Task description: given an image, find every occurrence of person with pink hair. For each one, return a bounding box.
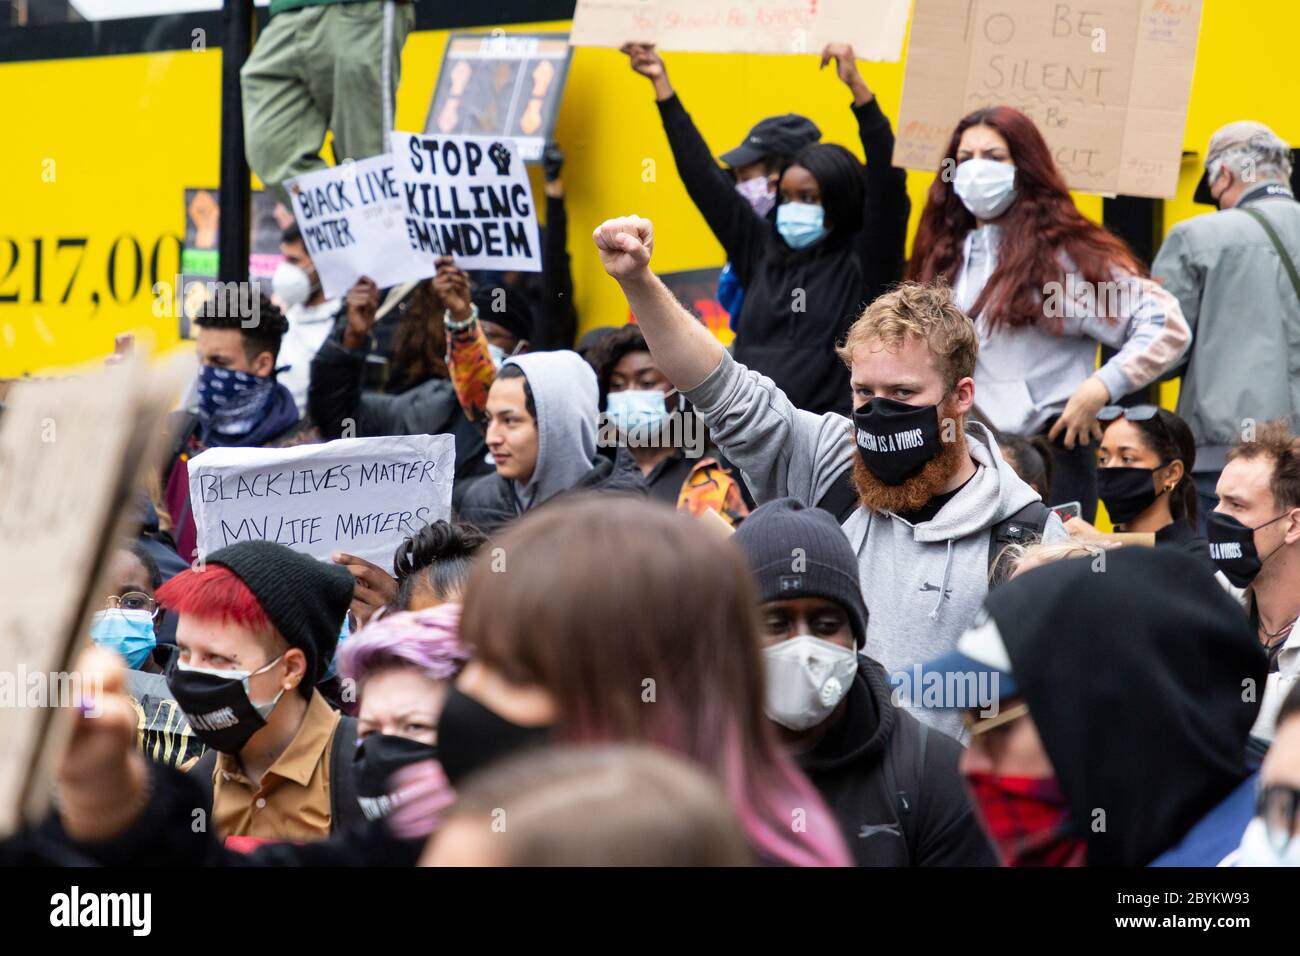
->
[337,604,469,827]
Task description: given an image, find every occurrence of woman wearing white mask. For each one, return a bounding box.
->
[909,107,1191,523]
[733,497,996,866]
[588,323,750,527]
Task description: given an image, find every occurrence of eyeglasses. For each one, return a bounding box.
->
[1256,783,1300,852]
[104,591,159,618]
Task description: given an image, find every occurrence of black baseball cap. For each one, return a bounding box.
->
[719,114,821,170]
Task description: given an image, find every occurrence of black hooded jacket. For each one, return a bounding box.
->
[458,445,649,535]
[656,94,909,416]
[989,548,1266,866]
[796,656,996,866]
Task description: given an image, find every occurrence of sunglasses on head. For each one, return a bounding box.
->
[1097,404,1160,423]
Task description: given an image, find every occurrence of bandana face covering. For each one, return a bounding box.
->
[964,772,1087,867]
[197,365,277,441]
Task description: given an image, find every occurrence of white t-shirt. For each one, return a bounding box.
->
[278,298,342,417]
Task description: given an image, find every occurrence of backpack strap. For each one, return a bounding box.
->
[328,714,366,834]
[882,712,930,863]
[814,467,860,525]
[987,499,1051,586]
[191,746,217,822]
[1243,207,1300,306]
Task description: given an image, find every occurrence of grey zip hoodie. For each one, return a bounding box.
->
[684,351,1067,738]
[501,351,598,509]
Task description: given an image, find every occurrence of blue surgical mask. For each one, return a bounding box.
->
[776,201,827,249]
[606,389,669,433]
[90,608,157,670]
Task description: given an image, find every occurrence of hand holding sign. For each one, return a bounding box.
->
[433,258,472,322]
[342,276,381,350]
[332,551,399,626]
[820,43,873,104]
[594,216,654,283]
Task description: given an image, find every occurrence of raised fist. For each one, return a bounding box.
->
[488,141,512,176]
[593,216,654,282]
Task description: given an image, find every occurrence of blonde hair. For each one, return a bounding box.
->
[999,539,1104,581]
[836,281,979,392]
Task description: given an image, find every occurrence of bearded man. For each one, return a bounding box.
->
[592,215,1068,738]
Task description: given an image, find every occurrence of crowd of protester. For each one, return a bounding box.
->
[7,26,1300,870]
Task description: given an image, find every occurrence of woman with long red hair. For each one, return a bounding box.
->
[909,106,1191,522]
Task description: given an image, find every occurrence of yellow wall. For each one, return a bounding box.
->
[2,4,1298,376]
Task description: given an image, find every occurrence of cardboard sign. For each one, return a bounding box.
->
[188,434,456,568]
[570,0,912,62]
[425,32,574,163]
[390,132,542,273]
[894,0,1203,198]
[284,155,435,300]
[0,350,195,837]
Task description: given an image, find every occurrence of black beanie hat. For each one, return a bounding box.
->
[203,540,354,693]
[473,286,534,343]
[733,498,868,647]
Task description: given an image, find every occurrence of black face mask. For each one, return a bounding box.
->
[353,734,438,821]
[852,398,943,486]
[166,654,287,754]
[1096,466,1160,526]
[1207,511,1289,588]
[436,685,550,786]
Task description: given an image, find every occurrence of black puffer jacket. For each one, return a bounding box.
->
[796,656,997,867]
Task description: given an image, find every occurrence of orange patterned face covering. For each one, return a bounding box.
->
[964,772,1087,867]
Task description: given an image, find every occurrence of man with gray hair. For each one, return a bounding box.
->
[1153,121,1300,529]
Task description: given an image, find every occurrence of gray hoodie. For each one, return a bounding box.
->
[501,351,599,509]
[684,351,1067,738]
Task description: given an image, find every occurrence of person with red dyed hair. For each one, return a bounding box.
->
[154,540,361,846]
[908,106,1191,523]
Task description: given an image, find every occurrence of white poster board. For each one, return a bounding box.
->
[284,154,435,300]
[188,434,456,568]
[569,0,912,62]
[390,132,543,272]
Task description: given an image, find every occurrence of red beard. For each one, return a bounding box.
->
[850,400,969,515]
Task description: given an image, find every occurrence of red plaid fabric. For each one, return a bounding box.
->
[965,773,1087,867]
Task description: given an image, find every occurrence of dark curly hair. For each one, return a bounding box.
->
[393,519,489,608]
[194,291,289,363]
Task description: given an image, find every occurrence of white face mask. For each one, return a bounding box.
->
[1233,816,1300,867]
[953,158,1018,221]
[271,261,314,309]
[487,343,508,369]
[762,634,857,731]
